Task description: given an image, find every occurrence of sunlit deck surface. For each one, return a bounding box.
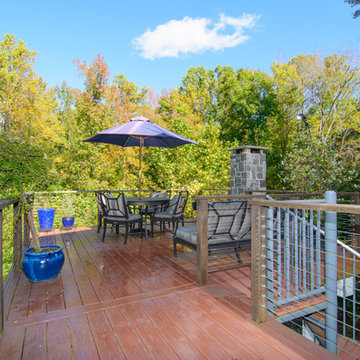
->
[0,226,338,359]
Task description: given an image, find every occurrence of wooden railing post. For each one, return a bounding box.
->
[13,201,22,271]
[196,198,208,286]
[251,203,268,322]
[23,196,32,248]
[0,209,4,336]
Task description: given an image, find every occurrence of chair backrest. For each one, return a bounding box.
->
[100,191,129,218]
[208,200,251,242]
[165,195,179,214]
[150,191,169,200]
[95,191,104,214]
[174,191,188,216]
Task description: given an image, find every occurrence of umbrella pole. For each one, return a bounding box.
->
[139,138,143,196]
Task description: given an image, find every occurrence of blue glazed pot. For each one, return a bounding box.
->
[37,208,55,231]
[62,217,75,228]
[22,245,64,282]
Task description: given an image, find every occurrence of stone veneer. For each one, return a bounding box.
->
[228,145,269,195]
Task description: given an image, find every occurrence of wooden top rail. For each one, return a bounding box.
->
[249,199,360,215]
[193,194,265,201]
[0,193,33,211]
[0,199,18,211]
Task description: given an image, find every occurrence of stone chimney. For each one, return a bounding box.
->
[228,145,269,195]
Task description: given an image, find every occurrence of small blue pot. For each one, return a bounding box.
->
[37,208,55,231]
[62,217,75,228]
[22,245,64,283]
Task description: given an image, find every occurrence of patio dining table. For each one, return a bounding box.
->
[127,197,169,239]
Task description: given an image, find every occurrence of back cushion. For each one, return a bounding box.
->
[208,201,249,240]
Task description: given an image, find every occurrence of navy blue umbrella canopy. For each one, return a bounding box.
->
[84,116,198,191]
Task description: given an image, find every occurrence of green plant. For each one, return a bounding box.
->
[62,193,75,217]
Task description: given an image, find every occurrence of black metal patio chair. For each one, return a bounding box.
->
[150,191,188,235]
[98,191,143,243]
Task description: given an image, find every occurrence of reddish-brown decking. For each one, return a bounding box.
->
[0,226,339,359]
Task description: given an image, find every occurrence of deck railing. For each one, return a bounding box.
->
[249,193,360,356]
[0,187,225,336]
[0,196,32,336]
[1,189,360,355]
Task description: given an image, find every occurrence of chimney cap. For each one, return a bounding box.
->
[228,145,269,154]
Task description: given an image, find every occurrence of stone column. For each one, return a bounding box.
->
[228,145,269,195]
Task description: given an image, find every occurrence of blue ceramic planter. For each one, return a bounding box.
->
[22,245,64,282]
[192,201,197,211]
[37,208,55,231]
[62,217,75,228]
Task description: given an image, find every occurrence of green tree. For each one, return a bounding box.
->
[149,88,230,193]
[274,52,360,191]
[0,34,62,147]
[179,66,216,123]
[281,131,355,191]
[345,0,360,18]
[0,133,50,197]
[70,54,154,190]
[215,66,278,146]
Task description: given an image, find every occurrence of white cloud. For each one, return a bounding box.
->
[133,13,261,60]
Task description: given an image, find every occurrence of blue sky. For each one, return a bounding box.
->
[1,0,359,95]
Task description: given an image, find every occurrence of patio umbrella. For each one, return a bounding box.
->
[84,116,198,192]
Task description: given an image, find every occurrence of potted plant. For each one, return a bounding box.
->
[22,200,64,282]
[61,193,75,229]
[37,195,55,231]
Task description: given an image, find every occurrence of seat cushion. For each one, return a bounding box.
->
[128,213,142,221]
[105,213,141,223]
[153,212,178,221]
[175,226,197,245]
[175,226,235,246]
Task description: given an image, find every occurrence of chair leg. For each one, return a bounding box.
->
[234,247,242,263]
[124,224,129,244]
[102,221,107,242]
[173,239,178,257]
[97,215,102,233]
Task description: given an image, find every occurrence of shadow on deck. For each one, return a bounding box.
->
[0,227,338,359]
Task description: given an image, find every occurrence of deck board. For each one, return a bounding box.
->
[105,306,153,360]
[47,318,73,360]
[68,313,99,359]
[87,310,127,360]
[22,322,47,360]
[0,226,341,359]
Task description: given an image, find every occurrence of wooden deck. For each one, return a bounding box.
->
[0,226,339,359]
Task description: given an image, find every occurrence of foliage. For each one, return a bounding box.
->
[0,133,50,198]
[272,52,360,191]
[179,66,216,122]
[0,34,63,149]
[2,33,360,281]
[62,193,75,217]
[215,66,279,145]
[1,33,360,198]
[280,132,353,191]
[345,0,360,18]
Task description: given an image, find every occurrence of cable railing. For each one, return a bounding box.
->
[2,189,360,356]
[250,192,360,358]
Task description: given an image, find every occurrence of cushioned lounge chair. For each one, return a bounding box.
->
[173,200,251,263]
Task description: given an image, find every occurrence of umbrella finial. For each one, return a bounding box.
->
[131,116,150,122]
